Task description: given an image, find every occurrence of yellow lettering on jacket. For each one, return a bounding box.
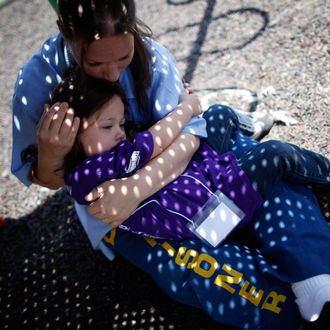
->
[214,264,243,294]
[239,280,264,306]
[175,247,199,269]
[193,254,218,278]
[262,291,287,314]
[103,228,117,246]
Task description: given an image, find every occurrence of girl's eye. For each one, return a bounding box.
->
[103,126,112,130]
[87,62,101,67]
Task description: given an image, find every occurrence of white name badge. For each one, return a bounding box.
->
[188,190,245,248]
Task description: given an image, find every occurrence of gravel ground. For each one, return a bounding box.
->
[0,0,329,329]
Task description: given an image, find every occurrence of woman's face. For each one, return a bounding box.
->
[70,32,135,82]
[79,95,127,157]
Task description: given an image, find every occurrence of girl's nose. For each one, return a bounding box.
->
[116,126,126,140]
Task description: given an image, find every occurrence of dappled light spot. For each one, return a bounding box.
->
[43,54,50,63]
[170,282,177,293]
[267,227,274,234]
[155,99,161,111]
[174,83,181,94]
[55,52,59,66]
[13,115,21,131]
[145,176,152,187]
[121,185,128,195]
[276,209,283,217]
[263,200,269,208]
[248,263,255,270]
[278,221,285,228]
[45,75,52,84]
[274,197,280,204]
[229,299,236,310]
[218,303,224,316]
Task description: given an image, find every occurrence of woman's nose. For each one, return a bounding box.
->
[104,65,121,82]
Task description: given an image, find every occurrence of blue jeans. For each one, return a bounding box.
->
[203,104,330,198]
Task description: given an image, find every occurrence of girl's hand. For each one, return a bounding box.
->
[37,102,80,164]
[86,177,141,228]
[182,80,193,94]
[179,91,202,117]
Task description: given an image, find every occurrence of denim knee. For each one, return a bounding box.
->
[203,104,238,126]
[203,104,238,153]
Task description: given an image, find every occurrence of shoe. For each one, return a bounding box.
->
[236,110,275,140]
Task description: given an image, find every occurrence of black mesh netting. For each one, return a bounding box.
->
[0,189,237,330]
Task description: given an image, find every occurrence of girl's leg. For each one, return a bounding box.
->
[203,104,240,154]
[237,140,330,198]
[203,104,260,156]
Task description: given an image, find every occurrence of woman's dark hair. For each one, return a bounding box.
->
[51,69,130,175]
[57,0,153,112]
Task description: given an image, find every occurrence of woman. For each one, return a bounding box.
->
[11,0,330,328]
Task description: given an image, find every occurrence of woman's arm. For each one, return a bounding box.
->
[149,91,201,159]
[86,132,200,228]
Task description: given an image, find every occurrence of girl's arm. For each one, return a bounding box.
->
[86,132,200,227]
[149,91,201,159]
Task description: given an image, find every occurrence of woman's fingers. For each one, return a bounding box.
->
[47,102,70,136]
[38,102,80,147]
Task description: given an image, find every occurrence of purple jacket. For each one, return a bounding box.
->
[66,131,263,239]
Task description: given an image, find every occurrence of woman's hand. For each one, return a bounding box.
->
[86,176,142,228]
[34,102,80,188]
[179,90,202,117]
[37,102,80,161]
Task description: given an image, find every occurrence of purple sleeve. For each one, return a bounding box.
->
[66,131,154,204]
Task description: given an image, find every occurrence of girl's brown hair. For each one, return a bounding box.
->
[51,69,129,175]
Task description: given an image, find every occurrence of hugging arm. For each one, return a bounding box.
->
[87,132,200,227]
[148,91,201,159]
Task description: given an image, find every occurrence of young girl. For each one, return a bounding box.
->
[40,70,329,243]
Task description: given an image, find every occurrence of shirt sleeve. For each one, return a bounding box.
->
[147,39,207,138]
[66,131,154,204]
[11,34,67,187]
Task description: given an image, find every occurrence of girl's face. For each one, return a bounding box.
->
[79,95,127,157]
[70,32,135,82]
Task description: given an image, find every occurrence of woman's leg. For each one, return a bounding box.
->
[245,181,330,323]
[237,140,330,198]
[98,161,330,329]
[103,227,301,330]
